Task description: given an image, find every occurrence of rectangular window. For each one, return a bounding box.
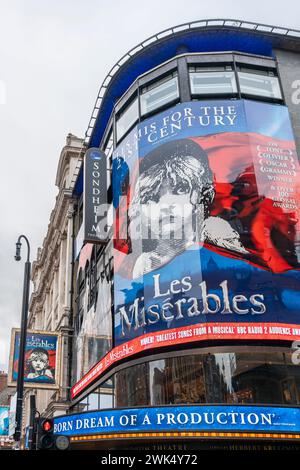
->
[238,68,282,99]
[140,72,179,116]
[189,66,237,96]
[116,97,138,141]
[104,129,113,160]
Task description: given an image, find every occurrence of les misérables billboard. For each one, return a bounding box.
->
[113,99,300,350]
[0,407,9,436]
[8,329,60,389]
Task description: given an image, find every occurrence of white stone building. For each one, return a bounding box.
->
[22,133,83,431]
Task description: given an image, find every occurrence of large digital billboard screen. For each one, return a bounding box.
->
[113,99,300,348]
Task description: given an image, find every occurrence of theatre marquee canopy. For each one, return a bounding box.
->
[54,405,300,444]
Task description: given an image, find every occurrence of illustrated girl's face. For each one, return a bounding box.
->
[128,148,214,245]
[139,156,206,240]
[30,353,48,372]
[141,179,194,239]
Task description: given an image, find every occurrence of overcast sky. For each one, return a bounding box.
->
[0,0,300,372]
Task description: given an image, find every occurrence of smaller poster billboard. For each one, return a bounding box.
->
[8,329,61,389]
[0,407,9,436]
[8,392,16,437]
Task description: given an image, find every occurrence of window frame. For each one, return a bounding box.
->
[236,64,283,102]
[140,70,180,119]
[188,63,238,99]
[115,94,139,143]
[103,52,284,151]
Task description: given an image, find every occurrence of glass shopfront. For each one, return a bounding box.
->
[72,348,300,412]
[114,350,300,408]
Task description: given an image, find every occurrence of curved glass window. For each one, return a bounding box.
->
[71,381,114,413]
[237,67,282,99]
[112,54,283,145]
[116,97,139,141]
[140,73,179,116]
[189,66,237,96]
[114,350,300,407]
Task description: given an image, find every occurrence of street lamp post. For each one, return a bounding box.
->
[14,235,31,444]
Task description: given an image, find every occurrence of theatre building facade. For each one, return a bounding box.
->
[54,20,300,450]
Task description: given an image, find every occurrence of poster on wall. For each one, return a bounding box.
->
[113,99,300,348]
[0,407,9,436]
[8,329,60,389]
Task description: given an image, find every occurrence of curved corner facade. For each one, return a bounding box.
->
[58,20,300,450]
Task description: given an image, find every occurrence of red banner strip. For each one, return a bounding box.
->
[71,322,300,399]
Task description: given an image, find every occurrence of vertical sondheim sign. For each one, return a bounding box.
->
[84,147,107,243]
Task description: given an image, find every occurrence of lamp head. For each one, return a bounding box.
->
[15,241,22,261]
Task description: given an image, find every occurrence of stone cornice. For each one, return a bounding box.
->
[44,400,71,417]
[56,139,83,188]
